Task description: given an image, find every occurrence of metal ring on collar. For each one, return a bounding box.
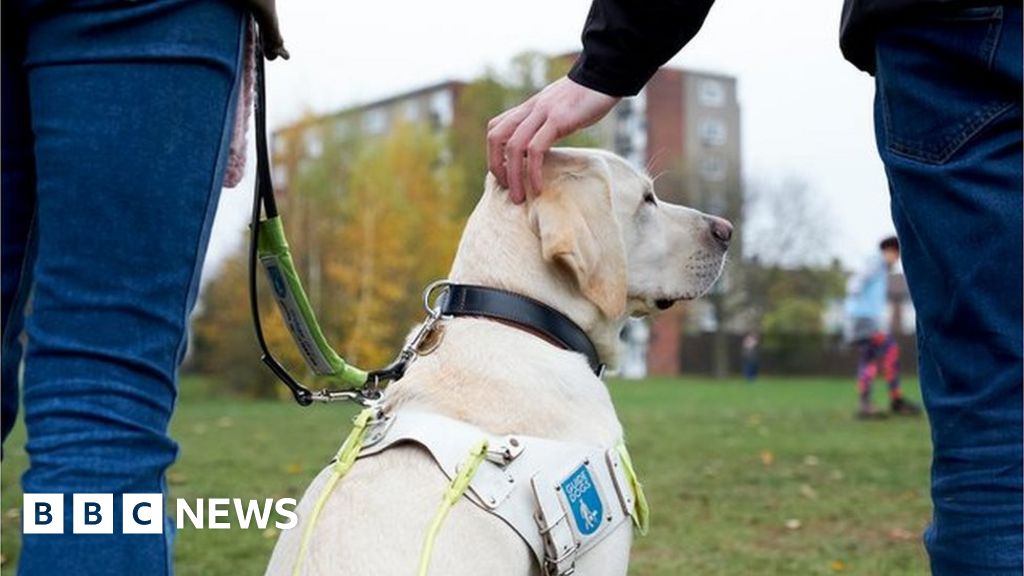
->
[422,279,452,318]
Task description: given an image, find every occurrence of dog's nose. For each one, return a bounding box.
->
[706,215,733,246]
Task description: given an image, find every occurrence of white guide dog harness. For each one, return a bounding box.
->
[297,407,649,576]
[286,285,649,575]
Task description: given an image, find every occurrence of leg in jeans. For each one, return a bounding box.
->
[11,1,246,573]
[875,5,1022,574]
[1,4,37,445]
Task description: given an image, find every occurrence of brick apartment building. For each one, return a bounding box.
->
[273,58,742,376]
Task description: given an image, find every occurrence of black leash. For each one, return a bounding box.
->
[248,35,315,404]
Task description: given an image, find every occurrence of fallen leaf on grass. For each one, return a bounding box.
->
[167,471,187,485]
[803,455,819,467]
[799,484,818,500]
[830,559,847,572]
[263,527,279,539]
[888,527,914,541]
[760,450,775,466]
[784,518,802,530]
[4,507,20,520]
[284,463,303,475]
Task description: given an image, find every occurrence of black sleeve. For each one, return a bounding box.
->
[568,0,716,97]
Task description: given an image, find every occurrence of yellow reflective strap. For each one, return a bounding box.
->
[292,408,377,576]
[418,438,489,576]
[333,408,377,475]
[615,442,650,536]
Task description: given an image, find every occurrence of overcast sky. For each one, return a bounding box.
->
[204,0,895,281]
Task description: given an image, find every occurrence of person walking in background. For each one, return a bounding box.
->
[845,236,920,419]
[741,332,759,383]
[486,1,1022,573]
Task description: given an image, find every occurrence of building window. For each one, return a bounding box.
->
[701,155,727,182]
[273,166,288,189]
[615,99,634,119]
[700,117,727,147]
[334,118,353,140]
[403,99,421,123]
[362,108,388,135]
[612,97,647,168]
[705,193,727,216]
[272,134,287,157]
[698,79,726,107]
[304,130,323,158]
[429,90,454,129]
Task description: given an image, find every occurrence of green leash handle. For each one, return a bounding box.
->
[257,217,367,387]
[249,29,368,405]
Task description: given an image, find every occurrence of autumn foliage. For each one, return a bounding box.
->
[193,122,463,396]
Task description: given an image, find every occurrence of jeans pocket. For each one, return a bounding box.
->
[875,5,1014,164]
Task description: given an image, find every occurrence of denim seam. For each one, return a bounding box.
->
[983,6,1004,70]
[169,15,248,380]
[887,100,1016,165]
[162,12,247,576]
[882,9,1010,165]
[883,171,948,347]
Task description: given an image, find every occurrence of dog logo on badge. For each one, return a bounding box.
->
[561,464,603,535]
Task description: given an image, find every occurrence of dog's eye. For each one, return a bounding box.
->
[643,192,657,206]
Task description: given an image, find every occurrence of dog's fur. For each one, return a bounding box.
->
[266,148,729,575]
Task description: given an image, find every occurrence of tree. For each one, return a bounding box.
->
[735,177,846,364]
[743,176,835,268]
[328,122,463,367]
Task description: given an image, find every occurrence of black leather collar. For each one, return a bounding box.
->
[439,284,605,377]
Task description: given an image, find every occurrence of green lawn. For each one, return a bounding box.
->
[1,377,932,575]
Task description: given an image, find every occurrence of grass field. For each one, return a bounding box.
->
[1,376,933,575]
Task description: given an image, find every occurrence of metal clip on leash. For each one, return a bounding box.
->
[362,280,452,395]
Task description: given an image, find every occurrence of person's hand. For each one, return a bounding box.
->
[487,77,619,203]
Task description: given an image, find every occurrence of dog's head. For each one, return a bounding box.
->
[451,147,730,361]
[527,148,730,318]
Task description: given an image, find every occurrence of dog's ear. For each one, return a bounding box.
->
[530,152,627,319]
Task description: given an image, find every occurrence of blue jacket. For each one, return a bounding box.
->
[846,254,889,322]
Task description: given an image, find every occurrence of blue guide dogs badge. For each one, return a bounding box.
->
[561,464,603,536]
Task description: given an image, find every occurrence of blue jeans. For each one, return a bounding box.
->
[875,5,1023,574]
[1,1,246,573]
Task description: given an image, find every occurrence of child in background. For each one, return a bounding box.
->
[845,236,921,419]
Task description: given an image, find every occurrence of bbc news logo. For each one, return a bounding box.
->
[23,494,297,534]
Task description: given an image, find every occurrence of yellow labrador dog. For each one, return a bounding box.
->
[267,148,731,575]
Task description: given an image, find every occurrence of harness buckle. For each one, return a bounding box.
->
[485,435,524,466]
[532,474,579,576]
[542,544,578,576]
